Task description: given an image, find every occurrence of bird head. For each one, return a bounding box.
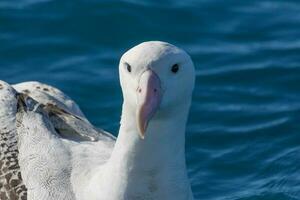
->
[119,41,195,139]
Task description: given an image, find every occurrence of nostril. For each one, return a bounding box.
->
[138,88,142,93]
[154,88,157,93]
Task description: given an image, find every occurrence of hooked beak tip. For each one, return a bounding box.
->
[137,117,147,139]
[139,133,145,140]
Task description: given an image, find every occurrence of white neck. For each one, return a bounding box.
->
[91,101,193,200]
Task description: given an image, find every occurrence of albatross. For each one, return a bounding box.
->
[0,41,195,200]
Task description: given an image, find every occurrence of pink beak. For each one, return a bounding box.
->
[136,70,162,139]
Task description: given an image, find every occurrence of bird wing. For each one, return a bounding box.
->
[13,81,115,142]
[13,81,85,118]
[1,80,116,199]
[0,80,27,200]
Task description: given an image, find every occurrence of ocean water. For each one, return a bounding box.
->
[1,0,300,199]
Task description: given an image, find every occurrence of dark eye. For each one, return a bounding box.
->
[171,64,179,73]
[125,62,131,72]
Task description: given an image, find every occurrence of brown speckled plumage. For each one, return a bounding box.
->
[0,81,27,200]
[0,130,27,200]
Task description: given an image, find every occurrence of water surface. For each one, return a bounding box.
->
[1,0,300,199]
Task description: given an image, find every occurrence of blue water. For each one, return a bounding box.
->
[1,0,300,199]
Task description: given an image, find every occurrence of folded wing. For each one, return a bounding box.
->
[1,81,115,200]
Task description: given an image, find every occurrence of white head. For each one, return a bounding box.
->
[119,41,195,139]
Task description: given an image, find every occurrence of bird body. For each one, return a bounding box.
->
[0,41,195,200]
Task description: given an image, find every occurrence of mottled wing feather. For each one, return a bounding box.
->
[0,81,27,200]
[45,103,115,142]
[13,81,115,142]
[13,81,86,119]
